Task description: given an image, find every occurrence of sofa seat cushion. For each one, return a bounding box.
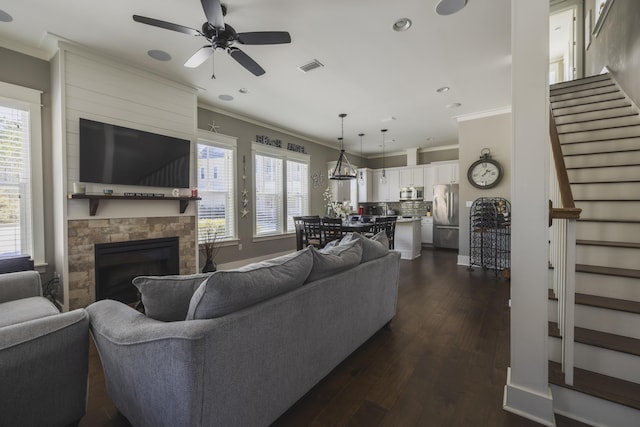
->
[132,273,214,321]
[187,247,314,320]
[341,231,389,263]
[0,296,59,328]
[306,238,363,283]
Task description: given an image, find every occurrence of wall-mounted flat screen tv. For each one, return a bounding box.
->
[79,118,190,188]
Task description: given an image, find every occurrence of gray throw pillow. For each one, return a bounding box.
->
[186,247,313,320]
[341,231,389,263]
[306,238,363,283]
[132,273,213,321]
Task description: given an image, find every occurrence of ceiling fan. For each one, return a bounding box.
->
[133,0,291,77]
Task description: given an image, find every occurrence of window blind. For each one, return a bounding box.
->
[197,143,235,242]
[255,153,283,236]
[0,105,32,258]
[286,160,309,232]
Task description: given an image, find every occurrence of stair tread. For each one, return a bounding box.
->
[550,74,611,91]
[558,123,640,135]
[567,163,640,169]
[549,360,640,410]
[556,112,639,126]
[553,103,634,118]
[576,264,640,279]
[576,239,640,249]
[578,218,640,224]
[575,292,640,315]
[571,179,640,184]
[564,148,640,157]
[548,321,640,357]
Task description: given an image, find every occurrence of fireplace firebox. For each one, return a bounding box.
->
[94,237,179,304]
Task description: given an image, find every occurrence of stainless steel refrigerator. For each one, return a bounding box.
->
[433,184,459,249]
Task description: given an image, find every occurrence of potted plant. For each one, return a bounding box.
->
[200,226,220,273]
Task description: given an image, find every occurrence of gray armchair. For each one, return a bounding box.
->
[0,270,89,427]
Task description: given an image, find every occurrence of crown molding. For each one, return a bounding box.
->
[455,106,512,122]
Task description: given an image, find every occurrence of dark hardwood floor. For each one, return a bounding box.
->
[80,248,588,427]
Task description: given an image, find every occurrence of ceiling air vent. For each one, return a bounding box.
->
[298,59,324,73]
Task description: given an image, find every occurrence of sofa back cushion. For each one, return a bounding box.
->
[306,238,363,283]
[132,273,213,321]
[186,247,313,320]
[342,231,389,263]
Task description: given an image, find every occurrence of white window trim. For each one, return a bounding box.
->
[196,129,238,241]
[0,81,45,268]
[251,142,310,239]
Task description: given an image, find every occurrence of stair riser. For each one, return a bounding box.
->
[553,98,632,117]
[576,272,640,303]
[549,337,640,383]
[555,106,637,125]
[577,245,640,270]
[551,79,614,96]
[572,182,640,200]
[551,85,617,102]
[560,126,640,144]
[550,74,612,91]
[551,385,640,427]
[568,165,640,182]
[549,300,640,339]
[565,151,640,168]
[552,92,624,109]
[575,201,640,221]
[576,221,640,242]
[557,115,640,134]
[561,138,640,156]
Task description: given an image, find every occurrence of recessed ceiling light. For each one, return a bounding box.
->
[435,0,468,16]
[0,9,13,22]
[219,94,234,101]
[238,88,249,94]
[392,18,412,32]
[147,50,171,61]
[446,102,462,109]
[436,86,450,93]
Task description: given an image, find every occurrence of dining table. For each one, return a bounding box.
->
[340,220,373,233]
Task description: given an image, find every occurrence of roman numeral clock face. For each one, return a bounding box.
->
[468,158,503,189]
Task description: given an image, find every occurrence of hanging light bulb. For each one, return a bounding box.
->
[357,133,365,185]
[329,113,357,180]
[380,129,388,184]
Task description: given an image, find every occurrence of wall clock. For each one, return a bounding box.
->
[467,148,503,189]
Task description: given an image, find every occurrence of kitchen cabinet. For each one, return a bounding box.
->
[423,166,435,201]
[357,168,372,203]
[421,216,433,245]
[399,167,425,188]
[433,161,459,184]
[372,169,399,202]
[395,218,422,259]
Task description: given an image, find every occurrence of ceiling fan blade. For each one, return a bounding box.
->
[200,0,225,31]
[133,15,201,36]
[228,47,265,76]
[237,32,292,45]
[184,46,214,68]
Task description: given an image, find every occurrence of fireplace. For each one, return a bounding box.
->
[94,237,180,304]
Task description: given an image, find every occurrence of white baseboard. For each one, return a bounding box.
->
[503,368,556,426]
[457,255,470,266]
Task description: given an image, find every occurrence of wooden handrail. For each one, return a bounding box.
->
[549,107,581,220]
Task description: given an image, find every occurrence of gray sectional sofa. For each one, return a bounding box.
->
[88,232,401,427]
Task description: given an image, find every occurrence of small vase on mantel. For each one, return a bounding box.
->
[202,259,217,273]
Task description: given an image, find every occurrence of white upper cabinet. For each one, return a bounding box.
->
[357,168,372,203]
[423,166,435,201]
[433,161,459,184]
[372,169,399,202]
[399,167,425,188]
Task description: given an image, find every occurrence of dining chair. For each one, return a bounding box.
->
[302,216,322,248]
[320,217,344,246]
[385,216,397,249]
[293,216,305,250]
[369,217,388,238]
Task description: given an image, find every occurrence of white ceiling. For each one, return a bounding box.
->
[0,0,513,156]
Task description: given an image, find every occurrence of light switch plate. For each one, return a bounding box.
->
[466,201,473,208]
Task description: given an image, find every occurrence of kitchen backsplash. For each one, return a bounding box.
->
[388,201,432,217]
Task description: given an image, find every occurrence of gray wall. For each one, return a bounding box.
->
[0,47,54,278]
[585,0,640,106]
[457,113,512,259]
[197,107,354,264]
[366,147,458,169]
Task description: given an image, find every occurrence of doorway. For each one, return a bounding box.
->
[550,0,585,84]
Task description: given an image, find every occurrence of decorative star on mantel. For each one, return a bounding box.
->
[207,121,220,133]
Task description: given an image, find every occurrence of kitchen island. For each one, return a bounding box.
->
[394,217,421,260]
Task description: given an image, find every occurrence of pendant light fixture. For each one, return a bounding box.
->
[357,132,365,185]
[329,113,357,180]
[380,129,388,184]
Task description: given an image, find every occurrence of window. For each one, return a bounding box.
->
[197,131,237,242]
[253,142,309,237]
[0,81,44,265]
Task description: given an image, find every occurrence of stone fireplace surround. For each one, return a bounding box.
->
[67,216,196,310]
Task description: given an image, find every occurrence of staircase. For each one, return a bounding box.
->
[548,73,640,425]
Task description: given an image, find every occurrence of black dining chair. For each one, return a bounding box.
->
[302,216,322,248]
[369,217,388,238]
[293,216,305,250]
[321,217,344,246]
[385,216,397,249]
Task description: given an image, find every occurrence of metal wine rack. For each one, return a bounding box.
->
[468,197,511,275]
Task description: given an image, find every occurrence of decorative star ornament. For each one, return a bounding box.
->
[241,207,249,217]
[242,188,248,197]
[207,121,220,133]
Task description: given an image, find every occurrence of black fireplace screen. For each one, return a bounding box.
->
[94,237,179,304]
